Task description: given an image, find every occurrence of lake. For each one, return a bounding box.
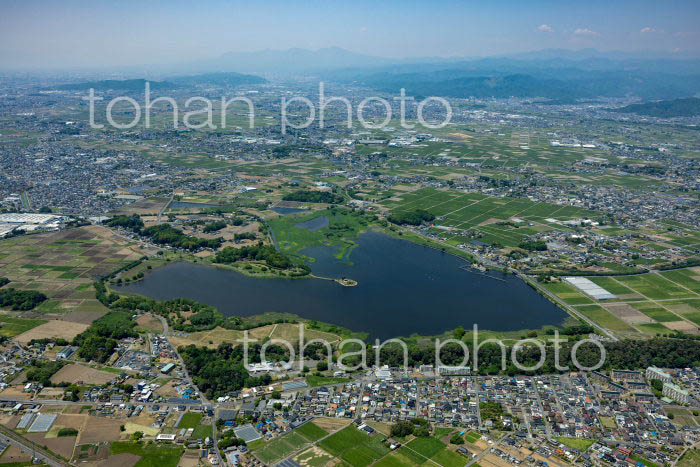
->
[168,201,221,210]
[117,231,567,340]
[270,207,306,215]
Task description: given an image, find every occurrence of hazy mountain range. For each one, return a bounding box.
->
[48,47,700,101]
[52,73,267,91]
[193,47,700,100]
[611,97,700,117]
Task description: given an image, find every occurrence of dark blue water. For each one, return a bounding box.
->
[295,216,329,231]
[117,231,566,340]
[271,207,305,215]
[169,201,220,210]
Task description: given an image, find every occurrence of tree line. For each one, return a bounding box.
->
[0,287,47,311]
[106,215,222,251]
[282,190,344,204]
[214,243,309,273]
[388,209,435,226]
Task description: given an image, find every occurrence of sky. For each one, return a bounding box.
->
[1,0,699,69]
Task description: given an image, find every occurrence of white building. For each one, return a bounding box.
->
[663,382,690,404]
[646,366,672,384]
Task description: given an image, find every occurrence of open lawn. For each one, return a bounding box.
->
[192,424,213,439]
[306,375,351,387]
[177,412,203,429]
[556,437,594,451]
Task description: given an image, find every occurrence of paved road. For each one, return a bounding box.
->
[154,315,222,465]
[518,273,619,341]
[157,192,175,223]
[0,425,67,467]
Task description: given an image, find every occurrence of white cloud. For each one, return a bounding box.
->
[640,26,657,33]
[537,24,554,32]
[574,28,598,36]
[359,26,368,33]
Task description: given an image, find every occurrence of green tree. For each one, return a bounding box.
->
[390,421,414,438]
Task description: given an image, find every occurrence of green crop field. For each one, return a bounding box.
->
[406,436,447,458]
[574,305,635,332]
[296,422,328,442]
[0,227,142,314]
[177,412,203,429]
[555,437,595,451]
[464,431,481,443]
[373,451,417,467]
[318,425,388,465]
[432,448,468,467]
[0,315,47,337]
[192,424,213,439]
[254,431,314,464]
[110,441,183,467]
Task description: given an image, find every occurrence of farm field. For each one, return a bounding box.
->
[281,423,470,467]
[377,187,693,276]
[50,364,117,385]
[295,421,328,442]
[0,314,46,338]
[540,268,700,337]
[254,431,312,464]
[380,187,597,248]
[0,226,143,315]
[110,441,184,467]
[177,412,203,429]
[168,322,342,349]
[13,319,89,344]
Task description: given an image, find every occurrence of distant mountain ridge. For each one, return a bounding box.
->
[49,48,700,100]
[611,97,700,117]
[340,67,700,100]
[55,78,175,91]
[166,72,266,86]
[54,72,265,91]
